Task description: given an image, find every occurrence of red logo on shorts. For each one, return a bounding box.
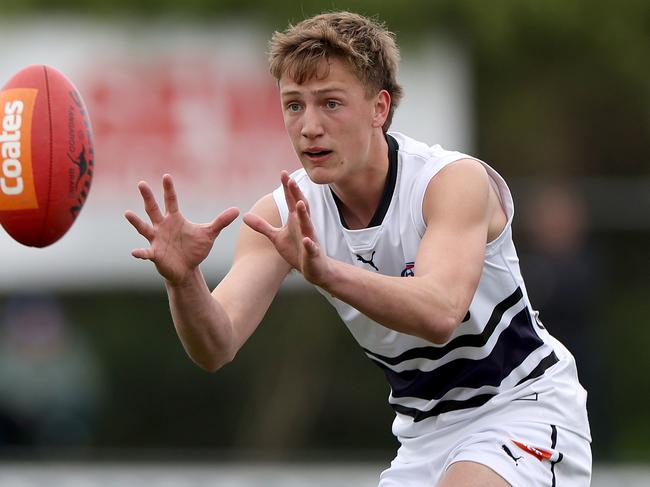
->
[512,440,560,462]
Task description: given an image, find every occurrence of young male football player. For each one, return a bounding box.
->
[126,11,591,486]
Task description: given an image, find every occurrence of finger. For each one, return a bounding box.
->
[138,181,164,224]
[281,171,297,212]
[124,210,155,241]
[162,174,179,214]
[289,177,310,213]
[302,236,320,258]
[243,212,279,241]
[296,200,316,240]
[131,247,154,260]
[208,207,240,237]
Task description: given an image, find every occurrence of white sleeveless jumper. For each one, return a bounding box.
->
[273,131,590,441]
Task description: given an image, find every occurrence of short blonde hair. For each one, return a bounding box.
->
[269,11,404,131]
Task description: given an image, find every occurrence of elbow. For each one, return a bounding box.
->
[195,349,237,373]
[423,310,464,345]
[198,359,225,374]
[197,356,230,373]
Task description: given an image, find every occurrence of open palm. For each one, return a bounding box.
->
[125,174,239,285]
[243,171,330,286]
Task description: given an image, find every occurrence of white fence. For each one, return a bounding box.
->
[0,463,648,486]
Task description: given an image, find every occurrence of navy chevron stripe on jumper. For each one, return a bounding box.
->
[364,285,561,421]
[388,350,559,422]
[363,287,524,365]
[375,307,545,401]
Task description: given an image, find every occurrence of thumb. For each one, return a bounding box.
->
[209,207,240,237]
[303,237,320,257]
[243,212,278,241]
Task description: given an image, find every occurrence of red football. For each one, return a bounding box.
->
[0,65,94,247]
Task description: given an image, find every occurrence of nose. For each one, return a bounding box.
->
[300,105,324,139]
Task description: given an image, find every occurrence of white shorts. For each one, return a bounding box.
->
[378,420,591,486]
[378,356,592,486]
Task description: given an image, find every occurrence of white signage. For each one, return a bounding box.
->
[0,19,471,289]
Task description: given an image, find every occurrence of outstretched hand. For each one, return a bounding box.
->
[125,174,239,285]
[243,171,331,286]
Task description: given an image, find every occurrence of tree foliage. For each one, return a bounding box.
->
[4,0,647,174]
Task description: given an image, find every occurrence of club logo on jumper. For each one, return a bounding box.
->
[401,262,415,277]
[356,251,379,271]
[501,444,522,466]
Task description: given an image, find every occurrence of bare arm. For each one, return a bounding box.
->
[166,195,290,371]
[212,195,292,356]
[246,161,497,344]
[126,175,290,371]
[320,160,491,343]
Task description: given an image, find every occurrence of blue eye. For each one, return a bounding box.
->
[287,103,301,112]
[326,100,340,109]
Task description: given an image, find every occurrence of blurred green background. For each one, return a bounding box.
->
[0,0,648,466]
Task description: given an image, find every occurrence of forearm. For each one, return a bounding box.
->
[165,268,235,372]
[321,259,466,344]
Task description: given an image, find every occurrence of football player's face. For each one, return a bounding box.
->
[279,57,387,184]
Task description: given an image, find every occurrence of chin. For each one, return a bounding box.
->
[303,165,337,185]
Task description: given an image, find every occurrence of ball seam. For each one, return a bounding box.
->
[41,65,54,247]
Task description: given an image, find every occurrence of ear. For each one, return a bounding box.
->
[371,90,391,129]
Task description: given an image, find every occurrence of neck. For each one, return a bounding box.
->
[330,132,390,229]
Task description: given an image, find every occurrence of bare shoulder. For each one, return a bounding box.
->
[423,158,507,241]
[422,158,491,223]
[233,193,283,258]
[430,158,489,189]
[214,192,290,304]
[212,192,290,347]
[248,193,283,226]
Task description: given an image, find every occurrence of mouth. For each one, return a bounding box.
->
[304,149,332,156]
[303,148,333,162]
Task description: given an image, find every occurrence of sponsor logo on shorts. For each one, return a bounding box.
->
[512,439,561,463]
[501,444,522,466]
[0,88,38,210]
